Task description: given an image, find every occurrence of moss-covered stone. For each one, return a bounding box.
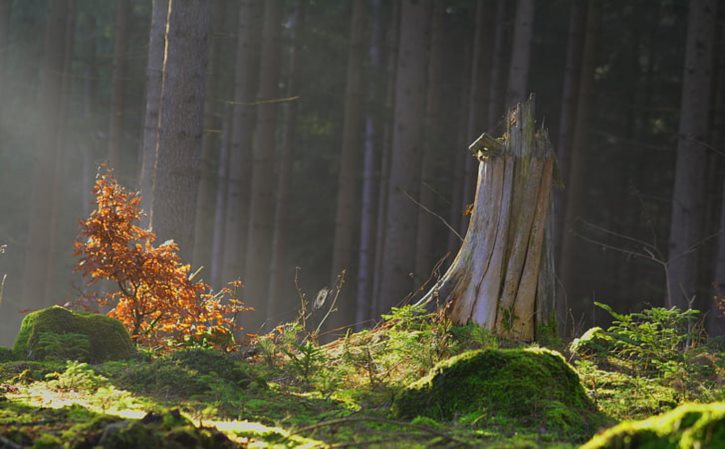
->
[393,348,598,435]
[581,402,725,449]
[13,306,134,362]
[0,346,16,362]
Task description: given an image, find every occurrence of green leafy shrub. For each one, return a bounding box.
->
[46,361,110,392]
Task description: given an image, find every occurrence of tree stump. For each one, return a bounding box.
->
[420,97,555,341]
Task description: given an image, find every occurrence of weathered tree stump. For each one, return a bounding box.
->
[420,97,555,341]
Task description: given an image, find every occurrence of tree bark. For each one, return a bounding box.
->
[152,0,211,261]
[139,0,168,223]
[244,0,282,325]
[420,97,555,341]
[222,0,263,285]
[666,0,716,308]
[22,0,70,308]
[210,106,233,287]
[107,0,130,171]
[268,0,305,324]
[506,0,534,107]
[330,0,367,328]
[378,0,431,313]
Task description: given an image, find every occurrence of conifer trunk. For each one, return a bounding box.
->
[107,0,130,171]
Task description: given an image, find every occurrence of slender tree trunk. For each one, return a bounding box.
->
[487,0,509,130]
[420,98,554,341]
[506,0,534,107]
[414,0,446,283]
[244,0,282,325]
[0,0,11,130]
[22,0,70,308]
[356,0,384,327]
[193,0,227,273]
[107,0,130,171]
[558,0,599,319]
[81,14,98,219]
[666,0,716,308]
[222,0,263,285]
[554,0,587,260]
[330,0,367,329]
[378,0,431,313]
[372,1,400,317]
[139,0,168,222]
[210,106,233,287]
[152,0,211,260]
[268,0,305,324]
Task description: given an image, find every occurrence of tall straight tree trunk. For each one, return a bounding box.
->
[0,0,11,131]
[372,1,400,317]
[356,0,384,327]
[666,0,716,308]
[139,0,168,222]
[222,0,263,285]
[152,0,211,261]
[22,0,70,308]
[558,0,598,318]
[81,14,98,219]
[414,0,446,283]
[461,0,495,233]
[378,0,431,313]
[107,0,130,171]
[193,0,227,273]
[330,0,367,329]
[244,0,282,325]
[554,0,587,260]
[268,0,305,324]
[210,106,233,287]
[487,0,509,130]
[420,98,554,341]
[506,0,534,107]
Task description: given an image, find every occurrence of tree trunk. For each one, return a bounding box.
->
[139,0,168,222]
[152,0,211,261]
[414,0,447,283]
[107,0,130,171]
[487,0,509,130]
[22,0,70,308]
[222,0,263,284]
[244,0,282,325]
[330,0,367,328]
[355,0,384,328]
[666,0,716,308]
[210,106,233,287]
[506,0,534,107]
[420,97,554,341]
[193,0,228,274]
[268,0,305,324]
[378,0,431,313]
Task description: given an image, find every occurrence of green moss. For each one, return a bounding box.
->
[569,327,613,357]
[13,306,134,362]
[581,402,725,449]
[0,346,16,362]
[393,348,599,436]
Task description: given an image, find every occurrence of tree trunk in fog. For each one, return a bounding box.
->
[355,0,384,327]
[559,0,598,320]
[139,0,168,223]
[666,0,715,308]
[244,0,282,325]
[222,0,262,285]
[378,0,431,313]
[210,107,233,287]
[506,0,534,107]
[487,0,508,130]
[107,0,129,171]
[81,14,98,219]
[420,98,555,341]
[554,0,587,260]
[330,0,367,329]
[23,0,70,308]
[372,1,400,317]
[414,1,446,284]
[193,0,227,274]
[461,0,494,235]
[0,0,11,126]
[152,0,211,261]
[268,0,305,324]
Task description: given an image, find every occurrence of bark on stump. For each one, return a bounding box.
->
[420,97,554,341]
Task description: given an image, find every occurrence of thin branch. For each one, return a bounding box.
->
[400,189,463,242]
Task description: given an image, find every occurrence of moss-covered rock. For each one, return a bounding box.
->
[13,306,134,362]
[581,402,725,449]
[0,346,16,362]
[393,348,598,434]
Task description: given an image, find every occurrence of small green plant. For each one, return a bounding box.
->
[283,341,326,385]
[47,361,109,392]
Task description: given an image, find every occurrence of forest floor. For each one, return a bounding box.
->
[0,305,723,449]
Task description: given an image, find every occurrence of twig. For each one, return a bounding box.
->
[401,189,463,242]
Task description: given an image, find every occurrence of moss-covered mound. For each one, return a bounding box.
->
[393,348,598,434]
[0,346,15,362]
[13,306,134,362]
[581,402,725,449]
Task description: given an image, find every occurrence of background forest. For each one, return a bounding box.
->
[0,0,723,346]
